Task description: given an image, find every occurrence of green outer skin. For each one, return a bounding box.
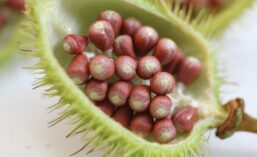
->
[23,0,227,156]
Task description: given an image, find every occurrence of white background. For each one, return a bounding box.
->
[1,3,257,157]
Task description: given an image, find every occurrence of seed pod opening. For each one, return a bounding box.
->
[130,112,154,137]
[66,54,90,85]
[63,34,88,55]
[137,56,161,79]
[129,85,151,112]
[112,106,133,128]
[113,35,136,58]
[121,17,142,37]
[150,95,172,119]
[89,54,115,81]
[108,81,132,106]
[85,78,108,102]
[150,72,176,95]
[115,56,137,81]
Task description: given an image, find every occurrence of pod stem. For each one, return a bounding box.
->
[237,113,257,134]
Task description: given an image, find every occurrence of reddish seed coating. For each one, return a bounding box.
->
[121,18,142,37]
[150,72,175,95]
[129,85,151,112]
[134,26,159,56]
[153,38,177,66]
[89,54,115,81]
[150,95,172,119]
[85,78,108,102]
[5,0,25,12]
[88,20,115,51]
[153,118,176,144]
[209,0,223,8]
[177,57,202,85]
[113,35,136,58]
[95,99,115,116]
[137,56,161,79]
[130,112,154,137]
[108,81,132,106]
[112,106,133,128]
[98,10,122,36]
[164,49,185,74]
[172,106,198,133]
[63,34,88,55]
[66,54,90,85]
[115,56,137,81]
[0,12,7,28]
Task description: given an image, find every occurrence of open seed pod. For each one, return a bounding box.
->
[0,0,25,64]
[22,0,257,156]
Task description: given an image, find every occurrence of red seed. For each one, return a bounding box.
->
[209,0,223,8]
[95,99,115,116]
[137,56,161,79]
[0,12,7,28]
[98,10,122,36]
[172,106,198,133]
[164,49,185,74]
[153,118,176,144]
[108,81,132,106]
[134,26,159,56]
[177,57,202,85]
[63,34,88,55]
[153,38,177,66]
[5,0,25,12]
[66,54,90,84]
[85,78,108,102]
[129,85,151,112]
[115,56,137,81]
[150,95,172,119]
[88,20,115,51]
[89,54,115,81]
[112,106,133,128]
[130,112,154,137]
[150,72,175,95]
[121,18,142,37]
[113,35,136,58]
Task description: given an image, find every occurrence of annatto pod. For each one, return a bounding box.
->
[22,0,257,157]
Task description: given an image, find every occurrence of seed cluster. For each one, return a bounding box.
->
[63,10,200,144]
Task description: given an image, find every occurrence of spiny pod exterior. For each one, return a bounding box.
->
[85,78,108,102]
[108,81,132,106]
[137,56,161,79]
[89,54,115,81]
[113,35,136,58]
[66,54,90,85]
[150,95,172,119]
[88,20,115,51]
[150,72,176,95]
[115,56,137,81]
[95,99,115,116]
[63,34,88,55]
[130,112,154,137]
[172,106,198,133]
[153,38,177,66]
[153,118,176,144]
[112,106,134,128]
[134,26,159,56]
[129,85,151,112]
[121,18,142,37]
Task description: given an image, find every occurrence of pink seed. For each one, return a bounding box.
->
[66,54,90,85]
[164,48,185,74]
[113,35,136,58]
[63,34,88,55]
[121,18,142,37]
[150,72,175,95]
[115,56,137,81]
[153,38,177,66]
[177,57,202,85]
[88,20,115,51]
[108,81,132,106]
[5,0,25,12]
[129,85,151,112]
[89,54,115,81]
[172,106,198,133]
[98,10,122,36]
[153,118,176,144]
[137,56,161,79]
[134,26,159,56]
[95,99,115,116]
[85,78,108,102]
[130,112,154,137]
[150,95,172,119]
[112,106,133,128]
